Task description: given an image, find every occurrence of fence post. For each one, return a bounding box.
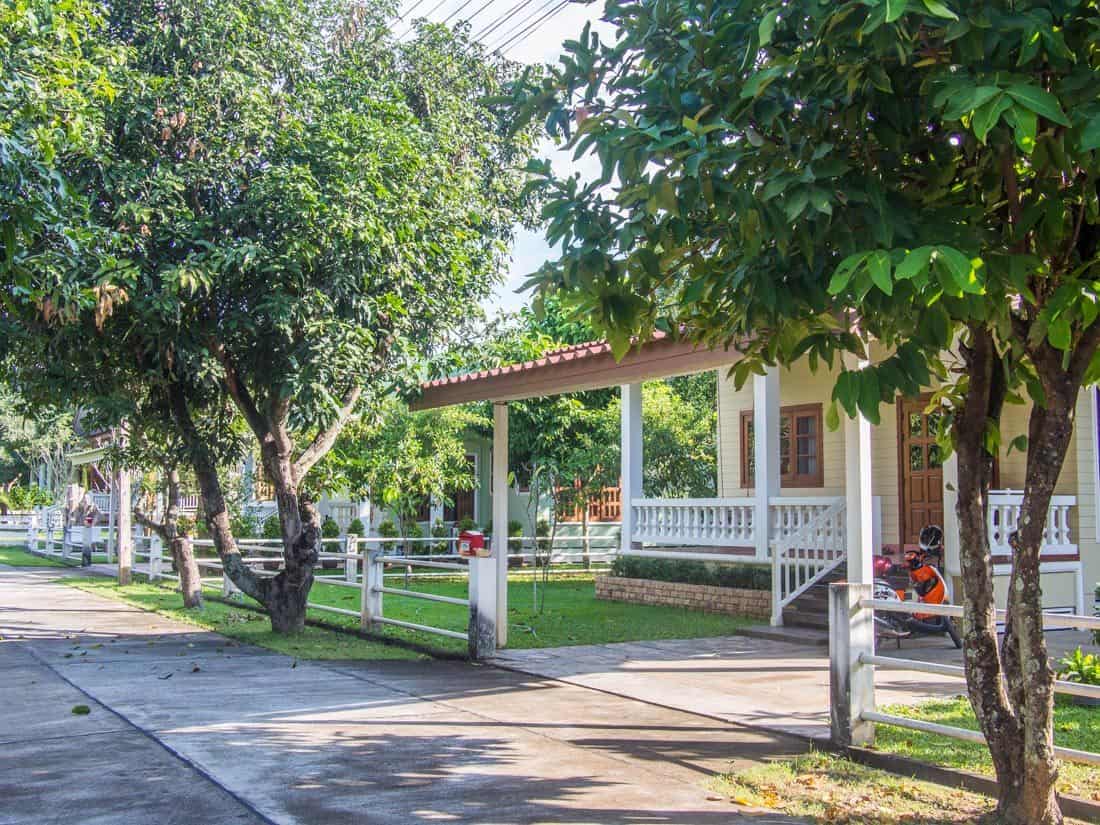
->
[25,512,38,551]
[223,553,240,598]
[46,512,55,555]
[345,534,358,584]
[361,549,382,630]
[82,523,94,566]
[771,544,783,626]
[829,582,876,748]
[149,534,163,582]
[468,556,496,660]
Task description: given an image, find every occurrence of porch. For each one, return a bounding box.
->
[412,336,1086,653]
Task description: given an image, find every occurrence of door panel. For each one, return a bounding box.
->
[899,398,944,545]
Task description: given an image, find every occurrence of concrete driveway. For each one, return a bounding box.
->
[0,566,806,825]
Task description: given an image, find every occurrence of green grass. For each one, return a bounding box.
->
[62,577,422,661]
[304,572,754,654]
[0,545,68,567]
[875,696,1100,800]
[713,750,1092,824]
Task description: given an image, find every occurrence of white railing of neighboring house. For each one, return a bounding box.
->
[630,498,756,547]
[770,497,847,624]
[90,492,112,514]
[987,490,1077,557]
[174,494,200,513]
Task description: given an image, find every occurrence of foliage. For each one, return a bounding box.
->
[315,399,487,535]
[0,385,75,497]
[0,483,53,510]
[231,513,259,540]
[455,516,477,532]
[348,518,366,537]
[611,556,770,591]
[3,0,538,632]
[431,518,450,552]
[261,515,282,541]
[1058,648,1100,686]
[378,518,399,552]
[321,516,341,539]
[512,1,1100,817]
[0,0,121,295]
[636,379,716,498]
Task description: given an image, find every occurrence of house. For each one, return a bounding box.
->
[413,332,1096,634]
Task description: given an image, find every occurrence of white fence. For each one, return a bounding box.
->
[631,498,755,547]
[830,583,1100,768]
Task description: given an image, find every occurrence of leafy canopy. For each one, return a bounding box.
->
[514,0,1100,431]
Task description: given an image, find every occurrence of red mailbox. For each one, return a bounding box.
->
[457,530,489,558]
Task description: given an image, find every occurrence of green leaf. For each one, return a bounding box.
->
[825,401,840,431]
[1047,316,1072,350]
[1005,84,1070,127]
[1080,113,1100,152]
[758,10,779,45]
[971,93,1009,144]
[934,246,984,294]
[920,0,957,19]
[828,253,867,295]
[1006,434,1028,455]
[885,0,908,23]
[895,246,934,280]
[867,250,893,295]
[857,370,882,425]
[784,188,810,221]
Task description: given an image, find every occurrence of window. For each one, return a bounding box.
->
[740,404,824,488]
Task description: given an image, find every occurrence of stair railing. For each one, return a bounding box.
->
[770,498,847,625]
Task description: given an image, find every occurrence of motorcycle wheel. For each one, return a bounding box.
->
[945,617,962,649]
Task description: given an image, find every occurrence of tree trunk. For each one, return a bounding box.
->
[171,535,204,609]
[953,328,1035,819]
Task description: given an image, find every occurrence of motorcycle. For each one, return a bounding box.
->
[872,525,962,649]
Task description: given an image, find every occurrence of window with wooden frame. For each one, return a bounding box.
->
[740,403,824,488]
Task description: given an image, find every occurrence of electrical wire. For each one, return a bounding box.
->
[493,0,571,53]
[485,0,561,49]
[473,0,544,41]
[394,0,432,21]
[395,0,456,38]
[441,0,494,25]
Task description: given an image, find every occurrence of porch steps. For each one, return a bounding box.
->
[780,563,848,630]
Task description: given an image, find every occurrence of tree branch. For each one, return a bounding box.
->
[210,340,269,441]
[293,385,363,479]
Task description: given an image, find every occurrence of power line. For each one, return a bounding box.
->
[394,0,432,21]
[441,0,488,25]
[485,0,560,49]
[396,0,456,38]
[473,0,544,41]
[493,0,571,53]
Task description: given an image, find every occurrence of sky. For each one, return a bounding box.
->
[392,0,614,319]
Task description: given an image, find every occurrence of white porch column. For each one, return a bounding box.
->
[844,358,874,585]
[942,453,961,578]
[492,402,509,648]
[755,369,783,625]
[620,383,643,555]
[116,468,132,585]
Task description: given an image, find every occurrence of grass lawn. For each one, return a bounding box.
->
[713,750,1093,824]
[63,577,423,661]
[875,696,1100,800]
[0,545,68,567]
[305,572,754,654]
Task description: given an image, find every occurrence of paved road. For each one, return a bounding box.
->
[0,566,805,824]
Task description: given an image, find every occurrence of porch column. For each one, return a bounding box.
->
[844,358,874,585]
[941,453,961,579]
[754,369,780,562]
[620,383,643,555]
[116,467,133,586]
[492,402,509,647]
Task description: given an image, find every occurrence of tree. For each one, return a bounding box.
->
[0,383,75,498]
[3,0,537,633]
[634,379,716,499]
[312,399,487,539]
[1,0,121,292]
[512,2,1100,821]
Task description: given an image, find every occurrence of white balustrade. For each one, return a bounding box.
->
[768,497,844,543]
[987,491,1076,557]
[630,498,756,547]
[770,497,848,619]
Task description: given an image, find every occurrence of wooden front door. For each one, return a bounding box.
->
[898,397,944,545]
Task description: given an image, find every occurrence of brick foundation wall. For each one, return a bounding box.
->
[594,575,771,620]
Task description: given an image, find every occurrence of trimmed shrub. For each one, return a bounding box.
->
[231,513,259,538]
[431,519,450,552]
[347,517,365,536]
[609,555,770,590]
[321,516,341,538]
[261,514,281,540]
[378,519,399,552]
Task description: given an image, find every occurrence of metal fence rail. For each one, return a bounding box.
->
[830,584,1100,769]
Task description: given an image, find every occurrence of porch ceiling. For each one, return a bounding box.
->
[411,333,745,410]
